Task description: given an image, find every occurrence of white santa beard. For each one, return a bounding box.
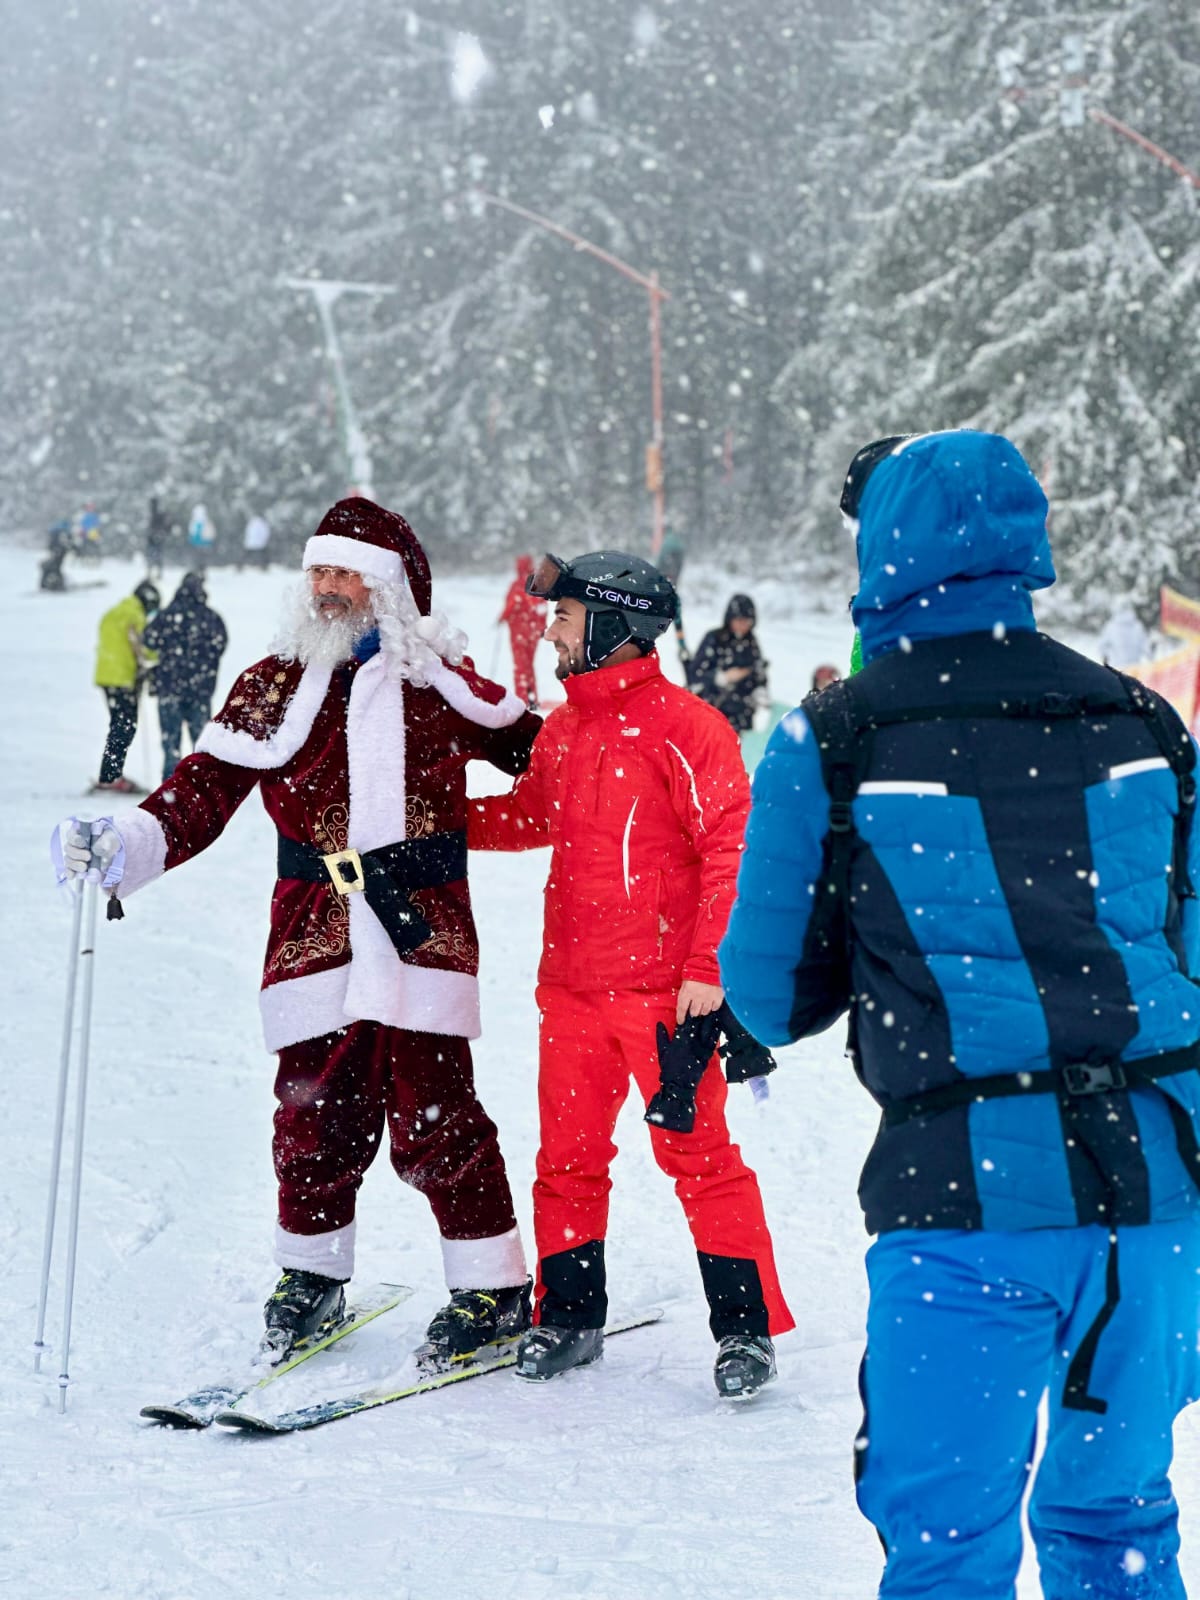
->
[273,583,374,666]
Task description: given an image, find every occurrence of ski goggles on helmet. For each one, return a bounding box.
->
[526,552,676,619]
[525,552,573,601]
[839,435,914,521]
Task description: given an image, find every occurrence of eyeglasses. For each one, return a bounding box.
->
[839,436,915,521]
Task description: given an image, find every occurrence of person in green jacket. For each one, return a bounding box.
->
[91,580,159,793]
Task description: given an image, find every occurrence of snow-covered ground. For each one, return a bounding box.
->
[3,544,1198,1599]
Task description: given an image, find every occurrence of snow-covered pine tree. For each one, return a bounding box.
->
[792,0,1200,619]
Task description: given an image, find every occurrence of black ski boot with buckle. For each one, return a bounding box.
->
[514,1324,605,1382]
[713,1332,776,1400]
[414,1278,532,1372]
[261,1268,347,1364]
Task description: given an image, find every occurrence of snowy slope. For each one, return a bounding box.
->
[3,546,1198,1600]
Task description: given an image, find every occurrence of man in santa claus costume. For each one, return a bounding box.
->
[55,498,540,1368]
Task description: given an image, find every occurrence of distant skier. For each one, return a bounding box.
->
[470,550,793,1398]
[241,512,272,571]
[145,496,170,579]
[39,519,72,592]
[56,499,540,1370]
[187,502,216,565]
[91,580,160,794]
[142,572,228,780]
[690,595,768,734]
[498,554,546,710]
[1099,599,1149,668]
[77,503,102,562]
[722,429,1200,1596]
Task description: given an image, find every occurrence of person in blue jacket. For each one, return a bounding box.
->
[720,428,1200,1600]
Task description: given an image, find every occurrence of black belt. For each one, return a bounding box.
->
[881,1043,1200,1128]
[276,830,467,955]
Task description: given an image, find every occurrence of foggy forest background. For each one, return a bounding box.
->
[3,0,1199,618]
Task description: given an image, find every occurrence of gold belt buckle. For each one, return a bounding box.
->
[322,847,366,895]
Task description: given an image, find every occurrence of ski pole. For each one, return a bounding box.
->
[57,879,100,1412]
[33,881,85,1373]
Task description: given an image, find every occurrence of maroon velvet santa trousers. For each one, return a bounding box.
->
[272,1020,517,1242]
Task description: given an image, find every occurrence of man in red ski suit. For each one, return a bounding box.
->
[468,549,793,1397]
[498,553,546,710]
[56,499,540,1366]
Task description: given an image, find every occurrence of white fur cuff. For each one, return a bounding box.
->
[274,1220,356,1281]
[441,1225,527,1291]
[113,806,168,899]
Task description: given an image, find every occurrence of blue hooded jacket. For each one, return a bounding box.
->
[720,430,1200,1235]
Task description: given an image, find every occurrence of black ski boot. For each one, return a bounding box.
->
[414,1278,532,1372]
[713,1333,776,1400]
[514,1325,605,1382]
[261,1269,347,1364]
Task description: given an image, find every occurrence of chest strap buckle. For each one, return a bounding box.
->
[1062,1060,1127,1096]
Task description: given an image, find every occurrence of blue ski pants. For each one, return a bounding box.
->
[856,1220,1200,1599]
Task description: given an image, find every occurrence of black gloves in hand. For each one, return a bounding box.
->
[717,1002,777,1084]
[645,1011,722,1135]
[645,1003,778,1136]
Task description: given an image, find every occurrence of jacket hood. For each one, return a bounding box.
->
[850,430,1055,664]
[515,554,534,578]
[724,594,756,627]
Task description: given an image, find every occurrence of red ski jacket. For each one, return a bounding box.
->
[468,651,750,992]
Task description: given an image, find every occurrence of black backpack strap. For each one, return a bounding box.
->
[798,678,876,975]
[1112,669,1197,902]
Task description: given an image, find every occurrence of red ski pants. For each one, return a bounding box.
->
[273,1021,516,1243]
[508,623,540,707]
[533,985,794,1336]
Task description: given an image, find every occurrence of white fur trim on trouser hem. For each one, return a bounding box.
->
[441,1225,527,1291]
[274,1220,356,1281]
[303,533,405,586]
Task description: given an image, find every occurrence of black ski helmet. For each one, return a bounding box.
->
[527,550,677,670]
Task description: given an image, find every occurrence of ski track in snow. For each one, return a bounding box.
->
[3,547,1198,1599]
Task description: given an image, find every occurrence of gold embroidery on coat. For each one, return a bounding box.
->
[311,803,350,854]
[405,795,436,837]
[418,926,472,961]
[269,900,350,974]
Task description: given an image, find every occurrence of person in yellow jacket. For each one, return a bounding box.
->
[91,580,160,793]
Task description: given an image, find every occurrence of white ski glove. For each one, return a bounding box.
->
[51,817,126,889]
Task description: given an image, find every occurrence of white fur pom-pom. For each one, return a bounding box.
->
[415,611,467,666]
[365,576,467,685]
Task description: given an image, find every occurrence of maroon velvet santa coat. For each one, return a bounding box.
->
[113,648,537,1049]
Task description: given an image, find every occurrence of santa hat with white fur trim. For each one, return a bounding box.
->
[303,497,433,615]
